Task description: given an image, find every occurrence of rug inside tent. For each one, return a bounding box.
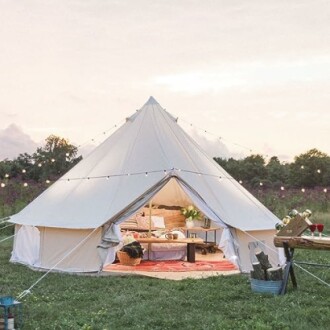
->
[103,260,237,272]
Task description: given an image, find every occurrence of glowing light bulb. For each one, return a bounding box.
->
[301,188,305,193]
[239,180,243,184]
[38,163,42,167]
[1,183,5,188]
[23,182,28,187]
[317,169,321,173]
[259,182,263,186]
[5,174,9,178]
[22,169,26,173]
[324,188,327,193]
[281,186,285,191]
[301,165,304,169]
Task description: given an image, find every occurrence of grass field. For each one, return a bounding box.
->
[1,190,330,329]
[0,237,329,330]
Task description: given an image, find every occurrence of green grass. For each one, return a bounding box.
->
[1,235,330,329]
[1,190,330,329]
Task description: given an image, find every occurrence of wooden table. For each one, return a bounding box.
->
[186,227,220,254]
[137,237,204,262]
[274,235,330,294]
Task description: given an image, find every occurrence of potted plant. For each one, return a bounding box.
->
[181,205,200,228]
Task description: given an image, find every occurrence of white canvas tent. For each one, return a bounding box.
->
[9,97,282,273]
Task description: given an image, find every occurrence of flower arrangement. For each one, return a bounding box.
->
[181,205,200,221]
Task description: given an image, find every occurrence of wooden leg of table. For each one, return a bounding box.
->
[187,243,196,263]
[281,242,297,295]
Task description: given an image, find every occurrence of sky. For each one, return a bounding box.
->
[1,0,330,162]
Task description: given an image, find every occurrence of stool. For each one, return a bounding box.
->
[0,296,23,330]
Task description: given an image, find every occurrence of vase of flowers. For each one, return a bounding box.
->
[181,205,200,228]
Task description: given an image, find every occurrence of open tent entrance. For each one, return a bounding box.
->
[101,176,238,270]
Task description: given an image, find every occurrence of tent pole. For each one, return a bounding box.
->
[148,200,152,238]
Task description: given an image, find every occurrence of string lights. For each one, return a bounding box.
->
[0,113,329,193]
[48,168,229,183]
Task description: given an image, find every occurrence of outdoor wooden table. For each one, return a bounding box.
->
[274,235,330,294]
[137,237,204,262]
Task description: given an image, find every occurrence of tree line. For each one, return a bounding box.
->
[1,135,329,190]
[0,135,82,183]
[214,148,330,189]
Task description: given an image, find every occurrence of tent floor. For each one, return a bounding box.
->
[102,249,240,281]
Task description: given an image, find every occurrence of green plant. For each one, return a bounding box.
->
[181,205,200,220]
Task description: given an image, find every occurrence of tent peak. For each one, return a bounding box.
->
[145,96,159,105]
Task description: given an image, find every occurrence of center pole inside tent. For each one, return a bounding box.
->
[148,200,152,237]
[148,200,152,260]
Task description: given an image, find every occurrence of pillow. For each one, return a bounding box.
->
[120,216,138,229]
[151,216,165,229]
[137,217,155,230]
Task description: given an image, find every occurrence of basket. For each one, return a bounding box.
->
[117,251,142,266]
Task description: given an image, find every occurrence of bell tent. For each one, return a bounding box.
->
[9,97,282,273]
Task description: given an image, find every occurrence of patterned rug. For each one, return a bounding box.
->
[103,260,237,272]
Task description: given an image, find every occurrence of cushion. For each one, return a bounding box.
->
[120,216,138,229]
[137,217,156,230]
[151,216,165,229]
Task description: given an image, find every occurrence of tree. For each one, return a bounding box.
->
[213,157,243,180]
[32,135,82,181]
[240,154,267,187]
[289,149,330,188]
[266,156,289,188]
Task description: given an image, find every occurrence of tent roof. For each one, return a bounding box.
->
[10,97,279,231]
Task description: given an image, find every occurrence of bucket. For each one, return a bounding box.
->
[0,296,14,306]
[250,278,283,295]
[0,317,14,330]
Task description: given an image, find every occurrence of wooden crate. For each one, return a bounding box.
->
[276,214,312,237]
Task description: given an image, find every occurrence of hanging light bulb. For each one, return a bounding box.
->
[324,188,327,193]
[239,180,243,184]
[22,169,26,173]
[46,180,50,184]
[280,186,285,191]
[38,163,42,167]
[259,182,263,186]
[301,165,304,169]
[1,183,5,188]
[145,172,148,177]
[5,174,9,178]
[23,182,28,187]
[51,158,55,163]
[317,169,321,173]
[301,188,305,193]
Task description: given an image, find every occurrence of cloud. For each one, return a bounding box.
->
[0,124,39,160]
[184,127,231,159]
